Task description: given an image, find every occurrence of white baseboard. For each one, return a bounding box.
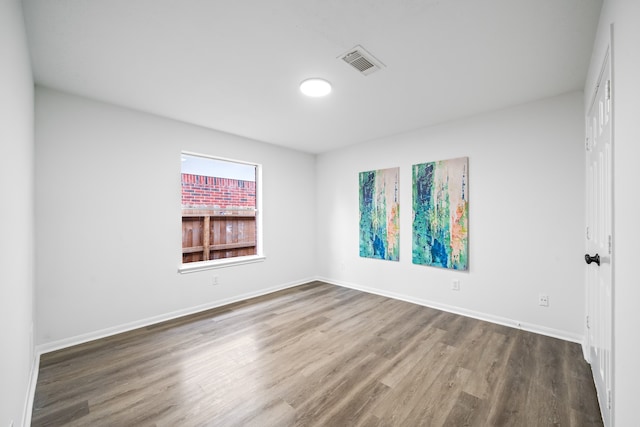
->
[319,276,583,344]
[582,338,591,363]
[34,275,582,355]
[22,352,40,427]
[36,276,317,355]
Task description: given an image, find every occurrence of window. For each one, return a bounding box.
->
[179,152,263,272]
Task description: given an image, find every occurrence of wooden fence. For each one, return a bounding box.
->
[182,209,256,263]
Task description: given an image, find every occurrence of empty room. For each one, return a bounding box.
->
[2,0,639,426]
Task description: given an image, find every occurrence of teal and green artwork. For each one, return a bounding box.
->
[413,157,468,270]
[359,168,400,261]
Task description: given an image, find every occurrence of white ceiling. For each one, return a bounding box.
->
[22,0,602,154]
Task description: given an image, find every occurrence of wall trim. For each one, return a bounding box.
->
[37,275,583,355]
[23,352,40,427]
[582,338,591,363]
[35,276,317,355]
[319,276,583,344]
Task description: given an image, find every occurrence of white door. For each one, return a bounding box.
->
[585,48,613,427]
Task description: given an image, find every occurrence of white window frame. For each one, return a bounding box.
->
[178,151,264,273]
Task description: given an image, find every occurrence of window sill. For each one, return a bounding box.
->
[178,255,266,274]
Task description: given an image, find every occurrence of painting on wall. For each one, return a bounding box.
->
[412,157,468,270]
[359,167,400,261]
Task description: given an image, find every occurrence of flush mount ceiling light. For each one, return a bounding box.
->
[299,78,332,97]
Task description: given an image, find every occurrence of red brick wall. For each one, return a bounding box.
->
[181,173,256,208]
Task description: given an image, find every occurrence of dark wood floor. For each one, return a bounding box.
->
[32,281,603,426]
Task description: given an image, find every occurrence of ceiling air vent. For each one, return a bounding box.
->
[339,45,385,76]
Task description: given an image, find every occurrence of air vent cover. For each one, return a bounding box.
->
[339,45,385,76]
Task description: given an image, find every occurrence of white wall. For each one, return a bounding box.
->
[35,88,317,349]
[0,1,35,426]
[317,92,585,341]
[585,1,640,425]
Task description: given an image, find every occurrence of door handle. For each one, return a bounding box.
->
[585,253,600,266]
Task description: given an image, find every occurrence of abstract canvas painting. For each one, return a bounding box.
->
[359,168,400,261]
[412,157,468,270]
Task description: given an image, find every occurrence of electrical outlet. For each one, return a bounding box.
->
[538,294,549,307]
[452,279,460,291]
[212,276,219,286]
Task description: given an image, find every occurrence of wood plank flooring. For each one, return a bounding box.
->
[31,281,603,426]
